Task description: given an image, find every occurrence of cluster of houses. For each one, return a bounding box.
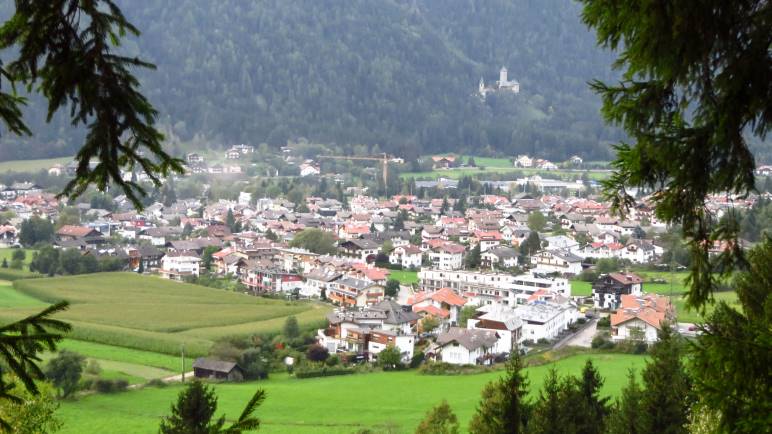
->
[1,172,766,366]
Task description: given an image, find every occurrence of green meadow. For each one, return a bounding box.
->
[400,155,611,181]
[389,270,419,285]
[0,156,72,173]
[57,353,646,434]
[0,273,331,356]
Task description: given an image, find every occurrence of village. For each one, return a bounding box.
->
[2,148,767,377]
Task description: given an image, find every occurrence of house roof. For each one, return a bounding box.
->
[408,287,467,307]
[192,358,241,374]
[609,272,643,285]
[611,293,672,329]
[56,225,100,237]
[436,327,498,351]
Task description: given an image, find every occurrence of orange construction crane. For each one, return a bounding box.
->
[317,153,392,185]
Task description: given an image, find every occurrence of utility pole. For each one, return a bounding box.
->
[181,344,185,383]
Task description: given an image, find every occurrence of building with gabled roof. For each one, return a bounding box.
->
[611,293,674,343]
[433,327,499,365]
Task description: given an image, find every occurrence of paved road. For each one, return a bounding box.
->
[554,318,598,349]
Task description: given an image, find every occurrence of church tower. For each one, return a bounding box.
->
[499,66,508,86]
[479,77,485,95]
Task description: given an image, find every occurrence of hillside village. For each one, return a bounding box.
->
[1,151,767,371]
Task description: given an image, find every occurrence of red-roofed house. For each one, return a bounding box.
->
[408,287,467,324]
[611,293,674,343]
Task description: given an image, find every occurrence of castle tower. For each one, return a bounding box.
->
[499,66,508,85]
[479,77,485,94]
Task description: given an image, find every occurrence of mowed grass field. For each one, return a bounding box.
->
[389,270,418,285]
[57,353,646,434]
[400,155,611,181]
[0,156,72,173]
[0,273,331,356]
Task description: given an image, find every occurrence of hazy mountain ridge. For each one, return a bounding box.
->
[1,0,625,162]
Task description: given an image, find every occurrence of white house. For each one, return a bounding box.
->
[368,330,415,363]
[611,294,674,343]
[434,327,499,365]
[389,245,423,270]
[530,250,583,276]
[481,246,519,270]
[515,155,533,168]
[513,301,576,343]
[299,163,320,177]
[429,243,465,270]
[467,304,523,354]
[160,254,201,281]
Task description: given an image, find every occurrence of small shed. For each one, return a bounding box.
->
[192,358,244,381]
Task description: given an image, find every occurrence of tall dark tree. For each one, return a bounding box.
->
[574,360,610,434]
[580,0,770,309]
[0,0,183,208]
[606,370,644,434]
[639,325,690,434]
[18,216,54,247]
[529,369,569,434]
[520,231,541,257]
[469,354,530,434]
[465,243,481,269]
[690,238,772,434]
[415,400,460,434]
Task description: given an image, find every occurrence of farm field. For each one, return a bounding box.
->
[389,269,418,285]
[0,156,71,173]
[0,273,331,356]
[57,353,646,434]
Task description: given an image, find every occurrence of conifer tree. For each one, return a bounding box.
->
[469,354,530,434]
[529,368,569,434]
[606,370,644,434]
[415,400,460,434]
[639,325,690,434]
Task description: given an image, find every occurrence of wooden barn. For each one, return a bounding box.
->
[192,358,244,381]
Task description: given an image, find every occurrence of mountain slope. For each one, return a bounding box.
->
[0,0,623,162]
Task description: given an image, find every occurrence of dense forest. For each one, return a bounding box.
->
[0,1,668,161]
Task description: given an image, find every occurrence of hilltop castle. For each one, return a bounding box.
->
[478,67,520,98]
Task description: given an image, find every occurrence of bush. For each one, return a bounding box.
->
[305,344,329,362]
[294,366,355,379]
[93,379,129,393]
[591,334,615,350]
[325,355,340,367]
[145,378,168,388]
[597,317,611,328]
[410,351,425,368]
[576,317,587,325]
[419,362,490,376]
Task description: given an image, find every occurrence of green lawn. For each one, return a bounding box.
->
[0,156,72,173]
[56,340,192,372]
[671,291,740,323]
[0,273,331,356]
[0,248,36,265]
[570,280,593,297]
[57,353,646,434]
[0,280,46,308]
[389,270,418,285]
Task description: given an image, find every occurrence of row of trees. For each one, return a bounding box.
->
[30,247,125,276]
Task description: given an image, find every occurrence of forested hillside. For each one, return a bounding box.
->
[1,0,625,161]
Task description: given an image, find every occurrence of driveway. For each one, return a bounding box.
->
[554,318,598,349]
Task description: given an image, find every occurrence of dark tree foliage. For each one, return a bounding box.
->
[469,354,530,434]
[282,316,300,340]
[18,216,53,247]
[690,238,772,434]
[529,368,570,434]
[639,325,691,434]
[465,243,481,269]
[43,350,84,398]
[0,0,183,208]
[573,360,610,434]
[305,344,329,363]
[415,400,460,434]
[606,370,644,434]
[289,229,337,255]
[0,1,625,163]
[580,0,772,309]
[519,231,541,257]
[0,301,70,429]
[159,381,265,434]
[384,279,400,298]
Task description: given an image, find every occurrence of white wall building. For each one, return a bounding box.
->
[513,301,576,343]
[160,255,201,281]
